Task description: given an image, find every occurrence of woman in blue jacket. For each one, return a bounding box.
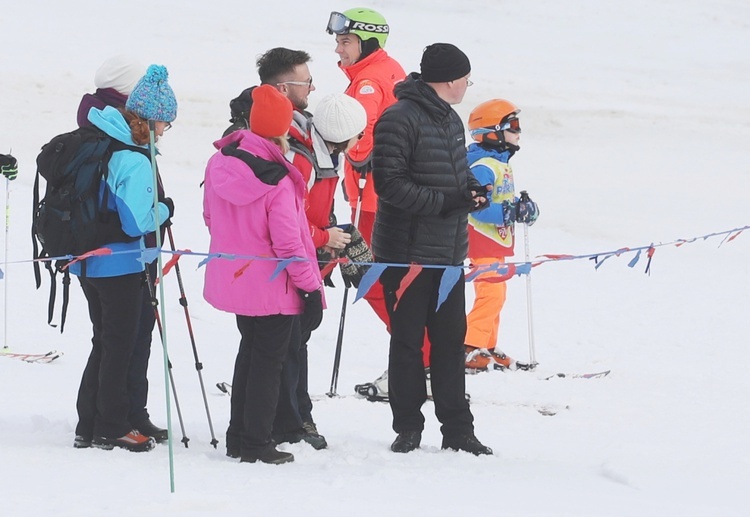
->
[73,65,175,453]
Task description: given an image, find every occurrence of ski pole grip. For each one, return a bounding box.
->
[519,190,530,202]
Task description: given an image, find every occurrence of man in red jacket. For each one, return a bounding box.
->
[327,8,438,396]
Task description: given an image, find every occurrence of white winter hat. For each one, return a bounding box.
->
[313,94,367,144]
[94,55,147,96]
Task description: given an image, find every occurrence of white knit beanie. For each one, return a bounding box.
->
[313,94,367,144]
[94,55,147,96]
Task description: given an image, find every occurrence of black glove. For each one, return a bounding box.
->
[516,191,539,226]
[0,153,18,180]
[299,289,323,334]
[473,185,490,203]
[160,196,175,218]
[440,189,474,217]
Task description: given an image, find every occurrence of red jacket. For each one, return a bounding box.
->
[286,111,339,249]
[339,49,405,213]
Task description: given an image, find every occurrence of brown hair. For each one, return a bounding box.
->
[118,107,150,145]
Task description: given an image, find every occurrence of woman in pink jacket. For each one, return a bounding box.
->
[203,85,323,465]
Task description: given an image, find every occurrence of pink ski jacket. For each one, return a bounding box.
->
[202,130,323,317]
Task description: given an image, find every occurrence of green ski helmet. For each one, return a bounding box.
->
[326,8,390,48]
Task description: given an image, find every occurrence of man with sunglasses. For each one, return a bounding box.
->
[253,47,342,452]
[464,99,539,373]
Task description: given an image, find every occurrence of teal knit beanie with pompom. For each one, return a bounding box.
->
[126,64,177,122]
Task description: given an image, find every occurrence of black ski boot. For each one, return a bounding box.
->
[240,445,294,465]
[441,433,493,456]
[390,430,422,453]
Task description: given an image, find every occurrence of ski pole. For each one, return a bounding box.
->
[166,225,218,448]
[519,191,537,367]
[3,176,10,350]
[148,120,175,493]
[327,171,366,397]
[145,265,189,449]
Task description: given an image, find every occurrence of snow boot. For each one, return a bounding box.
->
[240,445,294,465]
[465,345,519,373]
[390,430,421,453]
[73,435,92,449]
[92,430,156,452]
[355,369,389,402]
[301,421,328,450]
[135,419,168,443]
[441,433,493,456]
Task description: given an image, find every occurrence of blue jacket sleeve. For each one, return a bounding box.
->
[469,164,505,225]
[107,150,169,237]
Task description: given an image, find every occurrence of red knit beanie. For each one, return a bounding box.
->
[250,84,293,138]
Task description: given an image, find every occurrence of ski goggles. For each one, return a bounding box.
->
[471,117,522,138]
[326,11,352,35]
[326,11,389,37]
[498,117,521,133]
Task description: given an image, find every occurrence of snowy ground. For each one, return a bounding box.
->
[1,1,749,515]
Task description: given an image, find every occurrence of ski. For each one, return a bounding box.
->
[543,369,611,380]
[216,382,232,395]
[0,349,63,364]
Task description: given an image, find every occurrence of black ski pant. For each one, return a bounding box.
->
[128,261,158,427]
[380,267,474,438]
[296,327,314,423]
[272,317,304,437]
[227,314,293,455]
[76,272,143,439]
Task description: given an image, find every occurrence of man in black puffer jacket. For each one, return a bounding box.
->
[371,43,493,456]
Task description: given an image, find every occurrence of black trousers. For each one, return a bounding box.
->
[227,314,294,454]
[296,328,314,423]
[380,267,474,438]
[128,261,158,427]
[76,272,143,439]
[272,317,303,436]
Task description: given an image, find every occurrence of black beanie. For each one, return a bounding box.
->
[420,43,471,83]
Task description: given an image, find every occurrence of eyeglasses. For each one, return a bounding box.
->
[164,122,173,132]
[466,78,474,87]
[499,117,521,133]
[278,77,314,88]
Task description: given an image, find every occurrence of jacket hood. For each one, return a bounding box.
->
[88,105,144,147]
[467,142,511,165]
[394,72,452,122]
[208,130,294,206]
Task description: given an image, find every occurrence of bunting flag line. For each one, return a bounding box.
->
[4,224,749,306]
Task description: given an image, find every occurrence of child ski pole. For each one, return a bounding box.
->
[519,191,538,366]
[3,176,10,350]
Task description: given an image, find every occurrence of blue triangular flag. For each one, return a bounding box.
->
[354,263,388,303]
[436,266,462,311]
